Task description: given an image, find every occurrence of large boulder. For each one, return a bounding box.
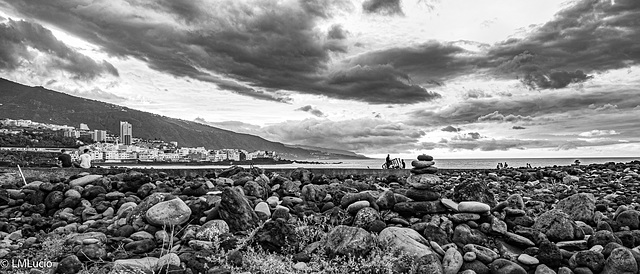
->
[127,193,171,225]
[218,187,260,232]
[322,225,375,257]
[556,193,596,224]
[615,210,640,230]
[254,219,298,253]
[452,180,496,207]
[378,227,434,257]
[601,247,638,274]
[533,209,584,242]
[145,198,191,227]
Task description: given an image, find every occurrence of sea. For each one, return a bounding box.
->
[108,157,639,170]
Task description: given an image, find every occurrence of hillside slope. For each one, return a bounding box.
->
[0,78,364,159]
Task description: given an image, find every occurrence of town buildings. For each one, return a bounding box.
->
[0,118,279,163]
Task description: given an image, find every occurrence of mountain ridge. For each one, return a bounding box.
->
[0,78,367,160]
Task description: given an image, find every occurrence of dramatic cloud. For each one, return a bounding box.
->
[487,0,640,86]
[589,103,618,112]
[328,24,347,40]
[477,111,533,123]
[462,89,492,99]
[320,64,441,104]
[578,129,619,137]
[345,41,482,86]
[0,19,118,79]
[409,88,640,126]
[295,105,325,117]
[520,70,593,90]
[441,125,460,132]
[362,0,403,15]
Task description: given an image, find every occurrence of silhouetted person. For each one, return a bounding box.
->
[57,149,72,168]
[402,160,406,169]
[504,162,508,168]
[386,154,392,169]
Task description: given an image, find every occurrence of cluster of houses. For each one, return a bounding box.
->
[0,118,279,163]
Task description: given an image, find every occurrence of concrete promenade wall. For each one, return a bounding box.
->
[0,167,412,181]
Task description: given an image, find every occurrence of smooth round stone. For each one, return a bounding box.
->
[417,154,434,161]
[254,202,271,217]
[82,238,100,245]
[451,213,481,223]
[145,198,191,226]
[518,253,539,265]
[411,160,435,168]
[347,201,370,214]
[458,202,490,213]
[463,252,476,262]
[65,189,82,199]
[130,231,154,241]
[266,196,279,208]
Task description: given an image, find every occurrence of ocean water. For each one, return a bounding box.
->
[108,157,639,170]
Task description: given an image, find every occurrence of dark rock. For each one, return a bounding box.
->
[533,209,583,242]
[537,240,563,268]
[415,253,443,274]
[460,260,490,274]
[124,239,156,254]
[569,250,605,273]
[243,181,267,200]
[452,224,488,248]
[452,180,496,207]
[82,186,106,200]
[405,188,440,201]
[57,255,83,274]
[352,207,380,231]
[376,190,396,210]
[77,244,106,261]
[394,201,447,215]
[601,247,638,274]
[488,258,526,274]
[218,187,259,232]
[44,191,64,209]
[423,224,451,246]
[587,230,622,248]
[322,225,374,257]
[254,219,298,253]
[616,210,640,230]
[290,168,312,184]
[301,184,327,203]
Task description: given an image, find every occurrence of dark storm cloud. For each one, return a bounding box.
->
[486,0,640,88]
[295,105,325,117]
[520,70,593,90]
[0,19,118,79]
[408,88,640,126]
[328,24,347,40]
[320,64,441,104]
[362,0,403,15]
[441,125,460,132]
[2,0,438,104]
[345,41,482,85]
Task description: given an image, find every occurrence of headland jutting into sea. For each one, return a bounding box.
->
[1,155,639,273]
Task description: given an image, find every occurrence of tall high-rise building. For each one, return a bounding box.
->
[119,121,133,145]
[92,130,107,142]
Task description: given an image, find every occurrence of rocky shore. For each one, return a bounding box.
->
[0,157,639,274]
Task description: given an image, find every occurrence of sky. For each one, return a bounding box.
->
[1,0,639,159]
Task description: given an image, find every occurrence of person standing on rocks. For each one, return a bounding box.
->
[386,154,392,169]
